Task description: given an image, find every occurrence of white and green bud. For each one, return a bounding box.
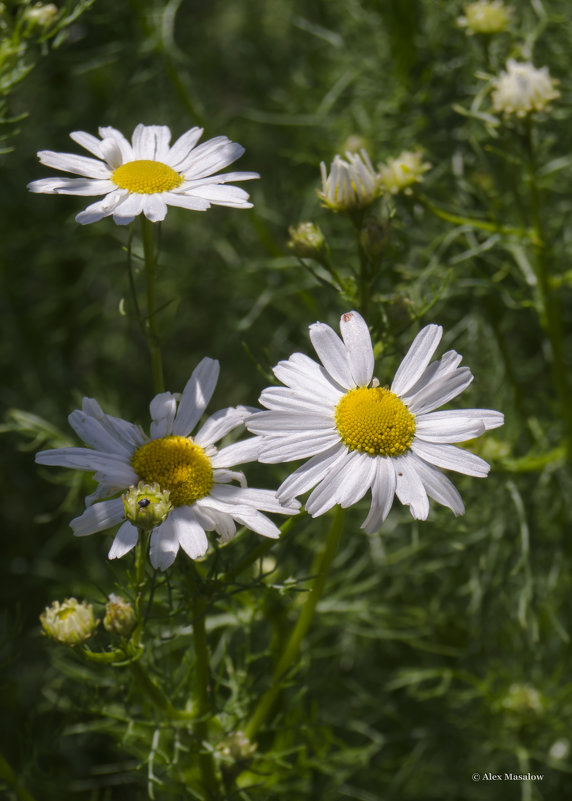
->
[318,149,381,214]
[492,60,560,118]
[458,1,511,35]
[40,598,98,646]
[287,222,325,259]
[24,3,58,27]
[103,594,136,637]
[501,683,544,716]
[219,731,257,761]
[378,151,431,196]
[122,481,172,530]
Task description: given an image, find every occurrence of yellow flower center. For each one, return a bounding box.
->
[335,386,416,456]
[111,160,184,194]
[131,436,213,506]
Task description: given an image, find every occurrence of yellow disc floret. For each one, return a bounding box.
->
[111,160,184,194]
[131,436,213,506]
[335,386,416,456]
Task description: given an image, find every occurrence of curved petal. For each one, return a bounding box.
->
[143,193,168,222]
[28,177,115,196]
[277,443,347,503]
[391,325,443,396]
[194,405,253,447]
[98,127,134,161]
[174,507,209,560]
[172,358,220,437]
[36,150,111,179]
[393,454,430,520]
[411,441,490,477]
[108,521,139,558]
[165,127,204,170]
[70,130,104,158]
[309,322,353,389]
[339,310,374,387]
[211,437,261,467]
[149,392,177,439]
[361,457,397,533]
[112,193,145,225]
[70,498,125,536]
[75,189,128,224]
[408,453,465,516]
[149,516,180,570]
[68,410,134,458]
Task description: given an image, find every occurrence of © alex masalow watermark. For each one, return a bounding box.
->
[472,772,544,782]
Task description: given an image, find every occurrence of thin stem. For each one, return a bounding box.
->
[189,565,220,797]
[131,529,150,648]
[524,120,572,462]
[244,506,344,739]
[140,217,165,394]
[129,661,193,722]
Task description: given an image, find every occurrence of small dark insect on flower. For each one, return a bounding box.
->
[138,498,151,508]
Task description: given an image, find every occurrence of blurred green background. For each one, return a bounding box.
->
[1,0,572,798]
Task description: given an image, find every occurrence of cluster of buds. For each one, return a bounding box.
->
[40,598,98,645]
[23,3,58,27]
[287,222,325,259]
[122,481,172,530]
[491,60,560,118]
[458,1,512,35]
[218,731,257,761]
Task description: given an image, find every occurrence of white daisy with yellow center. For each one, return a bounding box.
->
[247,312,503,530]
[35,358,299,570]
[492,60,560,118]
[27,124,259,225]
[318,149,381,213]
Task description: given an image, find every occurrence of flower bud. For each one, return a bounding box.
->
[219,731,256,761]
[458,1,511,35]
[492,60,560,118]
[501,683,544,716]
[287,222,325,259]
[103,594,136,636]
[40,598,98,645]
[24,3,58,27]
[378,151,431,196]
[122,481,172,530]
[318,150,381,213]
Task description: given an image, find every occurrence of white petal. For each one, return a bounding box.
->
[165,127,204,170]
[258,386,336,414]
[337,451,377,509]
[305,452,352,517]
[419,408,504,430]
[258,431,341,463]
[339,310,374,387]
[68,410,134,458]
[272,356,344,404]
[246,409,334,434]
[132,124,172,160]
[211,438,261,467]
[174,507,210,560]
[171,358,219,437]
[277,443,347,502]
[415,415,485,443]
[393,454,430,520]
[149,516,180,570]
[411,440,490,477]
[98,127,134,162]
[391,325,443,396]
[179,138,245,178]
[309,322,354,389]
[212,469,247,487]
[408,453,465,516]
[99,137,125,169]
[163,193,210,211]
[195,405,253,447]
[108,521,139,558]
[70,498,125,536]
[142,194,168,222]
[361,458,397,533]
[36,447,136,481]
[75,189,128,224]
[81,398,146,450]
[232,509,281,539]
[183,183,252,208]
[209,485,299,514]
[36,150,110,179]
[149,392,177,439]
[70,130,104,158]
[28,177,115,196]
[112,193,145,225]
[405,368,474,416]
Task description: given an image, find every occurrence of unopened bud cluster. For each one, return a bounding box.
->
[491,60,559,118]
[219,731,256,761]
[40,598,98,645]
[24,3,58,27]
[378,151,431,196]
[122,481,172,530]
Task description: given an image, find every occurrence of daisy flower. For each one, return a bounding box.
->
[247,311,503,531]
[27,124,259,225]
[35,358,299,570]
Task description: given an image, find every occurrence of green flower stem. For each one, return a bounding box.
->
[128,660,193,722]
[189,565,220,797]
[244,506,344,740]
[524,121,572,463]
[221,513,303,584]
[140,216,165,395]
[131,529,150,648]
